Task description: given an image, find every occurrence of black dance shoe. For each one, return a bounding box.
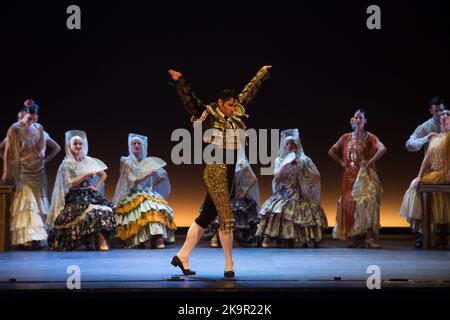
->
[415,233,423,249]
[171,255,196,275]
[224,270,235,278]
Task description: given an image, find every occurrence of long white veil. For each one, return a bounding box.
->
[47,130,88,226]
[235,156,260,210]
[275,129,321,204]
[113,133,171,205]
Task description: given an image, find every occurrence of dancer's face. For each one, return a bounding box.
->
[71,139,84,157]
[131,139,142,158]
[218,98,238,117]
[20,112,38,126]
[440,110,450,131]
[353,111,367,130]
[284,139,297,153]
[430,104,444,121]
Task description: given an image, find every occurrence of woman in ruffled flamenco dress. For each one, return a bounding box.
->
[47,130,116,251]
[1,99,60,250]
[112,133,176,249]
[256,129,328,248]
[328,109,386,248]
[204,157,260,248]
[400,109,450,249]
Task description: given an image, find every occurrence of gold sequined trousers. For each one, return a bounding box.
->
[195,163,236,232]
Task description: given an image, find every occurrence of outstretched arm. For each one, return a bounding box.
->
[168,69,205,118]
[406,124,437,152]
[238,65,271,107]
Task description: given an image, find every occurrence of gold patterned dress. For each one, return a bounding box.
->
[7,122,49,246]
[332,132,383,240]
[400,132,450,224]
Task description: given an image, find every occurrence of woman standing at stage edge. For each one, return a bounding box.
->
[328,109,387,248]
[168,65,271,277]
[1,99,60,249]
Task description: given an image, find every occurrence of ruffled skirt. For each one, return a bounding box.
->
[400,186,450,225]
[48,188,116,251]
[10,181,49,246]
[333,167,381,240]
[204,198,260,246]
[114,190,176,248]
[256,188,328,243]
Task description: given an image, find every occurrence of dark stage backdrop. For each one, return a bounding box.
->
[3,1,450,226]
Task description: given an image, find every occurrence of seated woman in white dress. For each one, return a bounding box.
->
[256,129,328,248]
[112,133,176,249]
[47,130,116,251]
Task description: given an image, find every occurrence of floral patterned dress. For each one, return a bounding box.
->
[48,178,116,250]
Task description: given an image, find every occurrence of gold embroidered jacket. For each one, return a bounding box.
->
[175,67,270,149]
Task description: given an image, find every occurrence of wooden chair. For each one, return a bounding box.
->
[417,184,450,250]
[0,186,14,251]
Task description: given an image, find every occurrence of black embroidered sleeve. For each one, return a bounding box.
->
[175,77,206,118]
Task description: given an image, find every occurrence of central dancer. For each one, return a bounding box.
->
[168,65,271,277]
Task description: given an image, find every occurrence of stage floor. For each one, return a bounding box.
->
[1,235,449,291]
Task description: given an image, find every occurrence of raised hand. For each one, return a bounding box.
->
[168,69,182,81]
